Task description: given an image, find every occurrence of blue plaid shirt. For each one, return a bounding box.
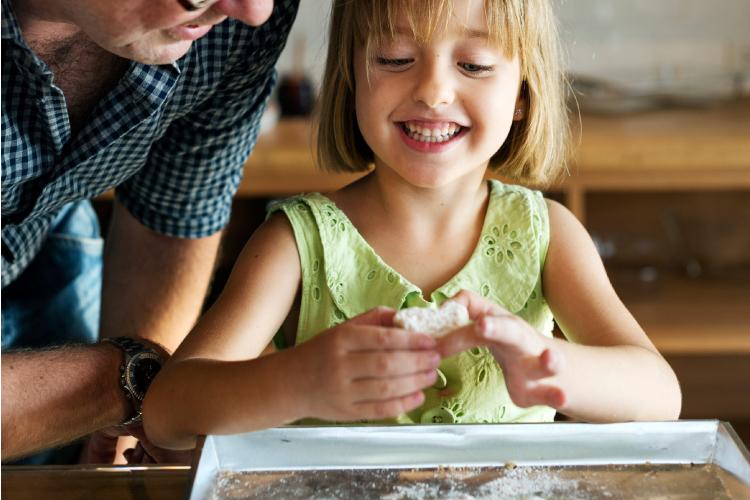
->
[1,0,299,287]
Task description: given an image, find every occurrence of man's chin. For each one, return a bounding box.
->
[113,40,194,65]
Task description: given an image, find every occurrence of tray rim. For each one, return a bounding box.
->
[188,420,749,499]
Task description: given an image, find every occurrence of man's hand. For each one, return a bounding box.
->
[82,426,193,465]
[292,307,441,422]
[437,290,567,409]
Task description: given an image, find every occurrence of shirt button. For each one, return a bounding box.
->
[432,369,448,390]
[420,408,455,424]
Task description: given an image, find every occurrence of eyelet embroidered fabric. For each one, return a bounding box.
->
[268,180,555,424]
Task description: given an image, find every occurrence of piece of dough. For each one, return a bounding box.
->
[394,301,470,337]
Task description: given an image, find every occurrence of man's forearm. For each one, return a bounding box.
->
[1,343,128,460]
[100,201,222,350]
[2,203,222,461]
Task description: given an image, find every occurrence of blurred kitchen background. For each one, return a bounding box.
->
[275,0,750,100]
[100,0,750,441]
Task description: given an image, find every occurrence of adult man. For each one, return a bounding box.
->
[1,0,299,463]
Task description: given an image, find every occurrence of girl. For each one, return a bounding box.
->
[144,0,681,450]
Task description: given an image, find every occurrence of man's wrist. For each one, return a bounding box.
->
[101,337,167,426]
[98,341,134,426]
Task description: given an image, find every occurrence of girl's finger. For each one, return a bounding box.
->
[449,290,510,319]
[521,384,566,409]
[352,370,438,401]
[347,306,397,327]
[437,315,526,358]
[435,323,486,358]
[347,350,441,379]
[342,325,436,352]
[540,347,564,375]
[475,316,527,347]
[353,391,426,420]
[518,348,563,380]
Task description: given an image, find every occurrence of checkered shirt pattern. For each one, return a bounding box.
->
[1,0,299,287]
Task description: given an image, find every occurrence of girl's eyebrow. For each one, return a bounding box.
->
[390,26,490,40]
[392,27,415,37]
[463,28,490,40]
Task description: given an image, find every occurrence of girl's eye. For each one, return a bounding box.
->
[458,62,495,74]
[376,57,413,67]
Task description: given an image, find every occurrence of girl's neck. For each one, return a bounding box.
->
[331,166,490,246]
[373,169,486,227]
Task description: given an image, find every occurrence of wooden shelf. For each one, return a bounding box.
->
[609,271,750,355]
[240,101,750,222]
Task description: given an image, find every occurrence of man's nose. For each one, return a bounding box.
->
[212,0,274,26]
[412,59,455,109]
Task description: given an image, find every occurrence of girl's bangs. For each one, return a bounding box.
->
[352,0,522,58]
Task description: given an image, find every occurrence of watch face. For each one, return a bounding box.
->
[126,353,163,401]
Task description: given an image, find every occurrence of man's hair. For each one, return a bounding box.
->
[316,0,570,187]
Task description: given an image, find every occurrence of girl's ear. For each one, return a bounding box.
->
[513,98,526,121]
[513,80,528,121]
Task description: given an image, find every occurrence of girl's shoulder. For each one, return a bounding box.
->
[489,179,547,205]
[487,179,549,238]
[267,192,328,214]
[267,192,350,236]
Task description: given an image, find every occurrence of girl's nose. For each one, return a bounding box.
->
[412,68,454,109]
[212,0,274,26]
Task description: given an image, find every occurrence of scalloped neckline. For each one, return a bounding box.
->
[312,180,501,304]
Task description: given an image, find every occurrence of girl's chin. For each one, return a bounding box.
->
[394,169,466,190]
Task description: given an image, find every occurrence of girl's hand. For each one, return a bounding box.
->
[292,307,441,422]
[437,290,567,409]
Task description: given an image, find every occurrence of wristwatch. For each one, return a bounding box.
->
[104,337,165,426]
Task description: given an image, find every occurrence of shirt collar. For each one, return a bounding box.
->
[2,0,23,41]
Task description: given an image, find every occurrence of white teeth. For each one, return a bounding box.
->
[403,122,462,143]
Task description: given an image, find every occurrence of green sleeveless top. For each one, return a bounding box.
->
[268,180,555,424]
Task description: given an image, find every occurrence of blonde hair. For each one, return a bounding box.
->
[317,0,569,187]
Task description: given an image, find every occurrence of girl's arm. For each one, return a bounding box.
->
[437,200,681,422]
[539,199,680,421]
[143,214,441,450]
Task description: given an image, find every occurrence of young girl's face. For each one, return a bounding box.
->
[354,0,522,189]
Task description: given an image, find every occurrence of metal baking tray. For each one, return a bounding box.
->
[189,420,750,499]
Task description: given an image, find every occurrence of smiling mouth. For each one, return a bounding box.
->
[399,121,466,144]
